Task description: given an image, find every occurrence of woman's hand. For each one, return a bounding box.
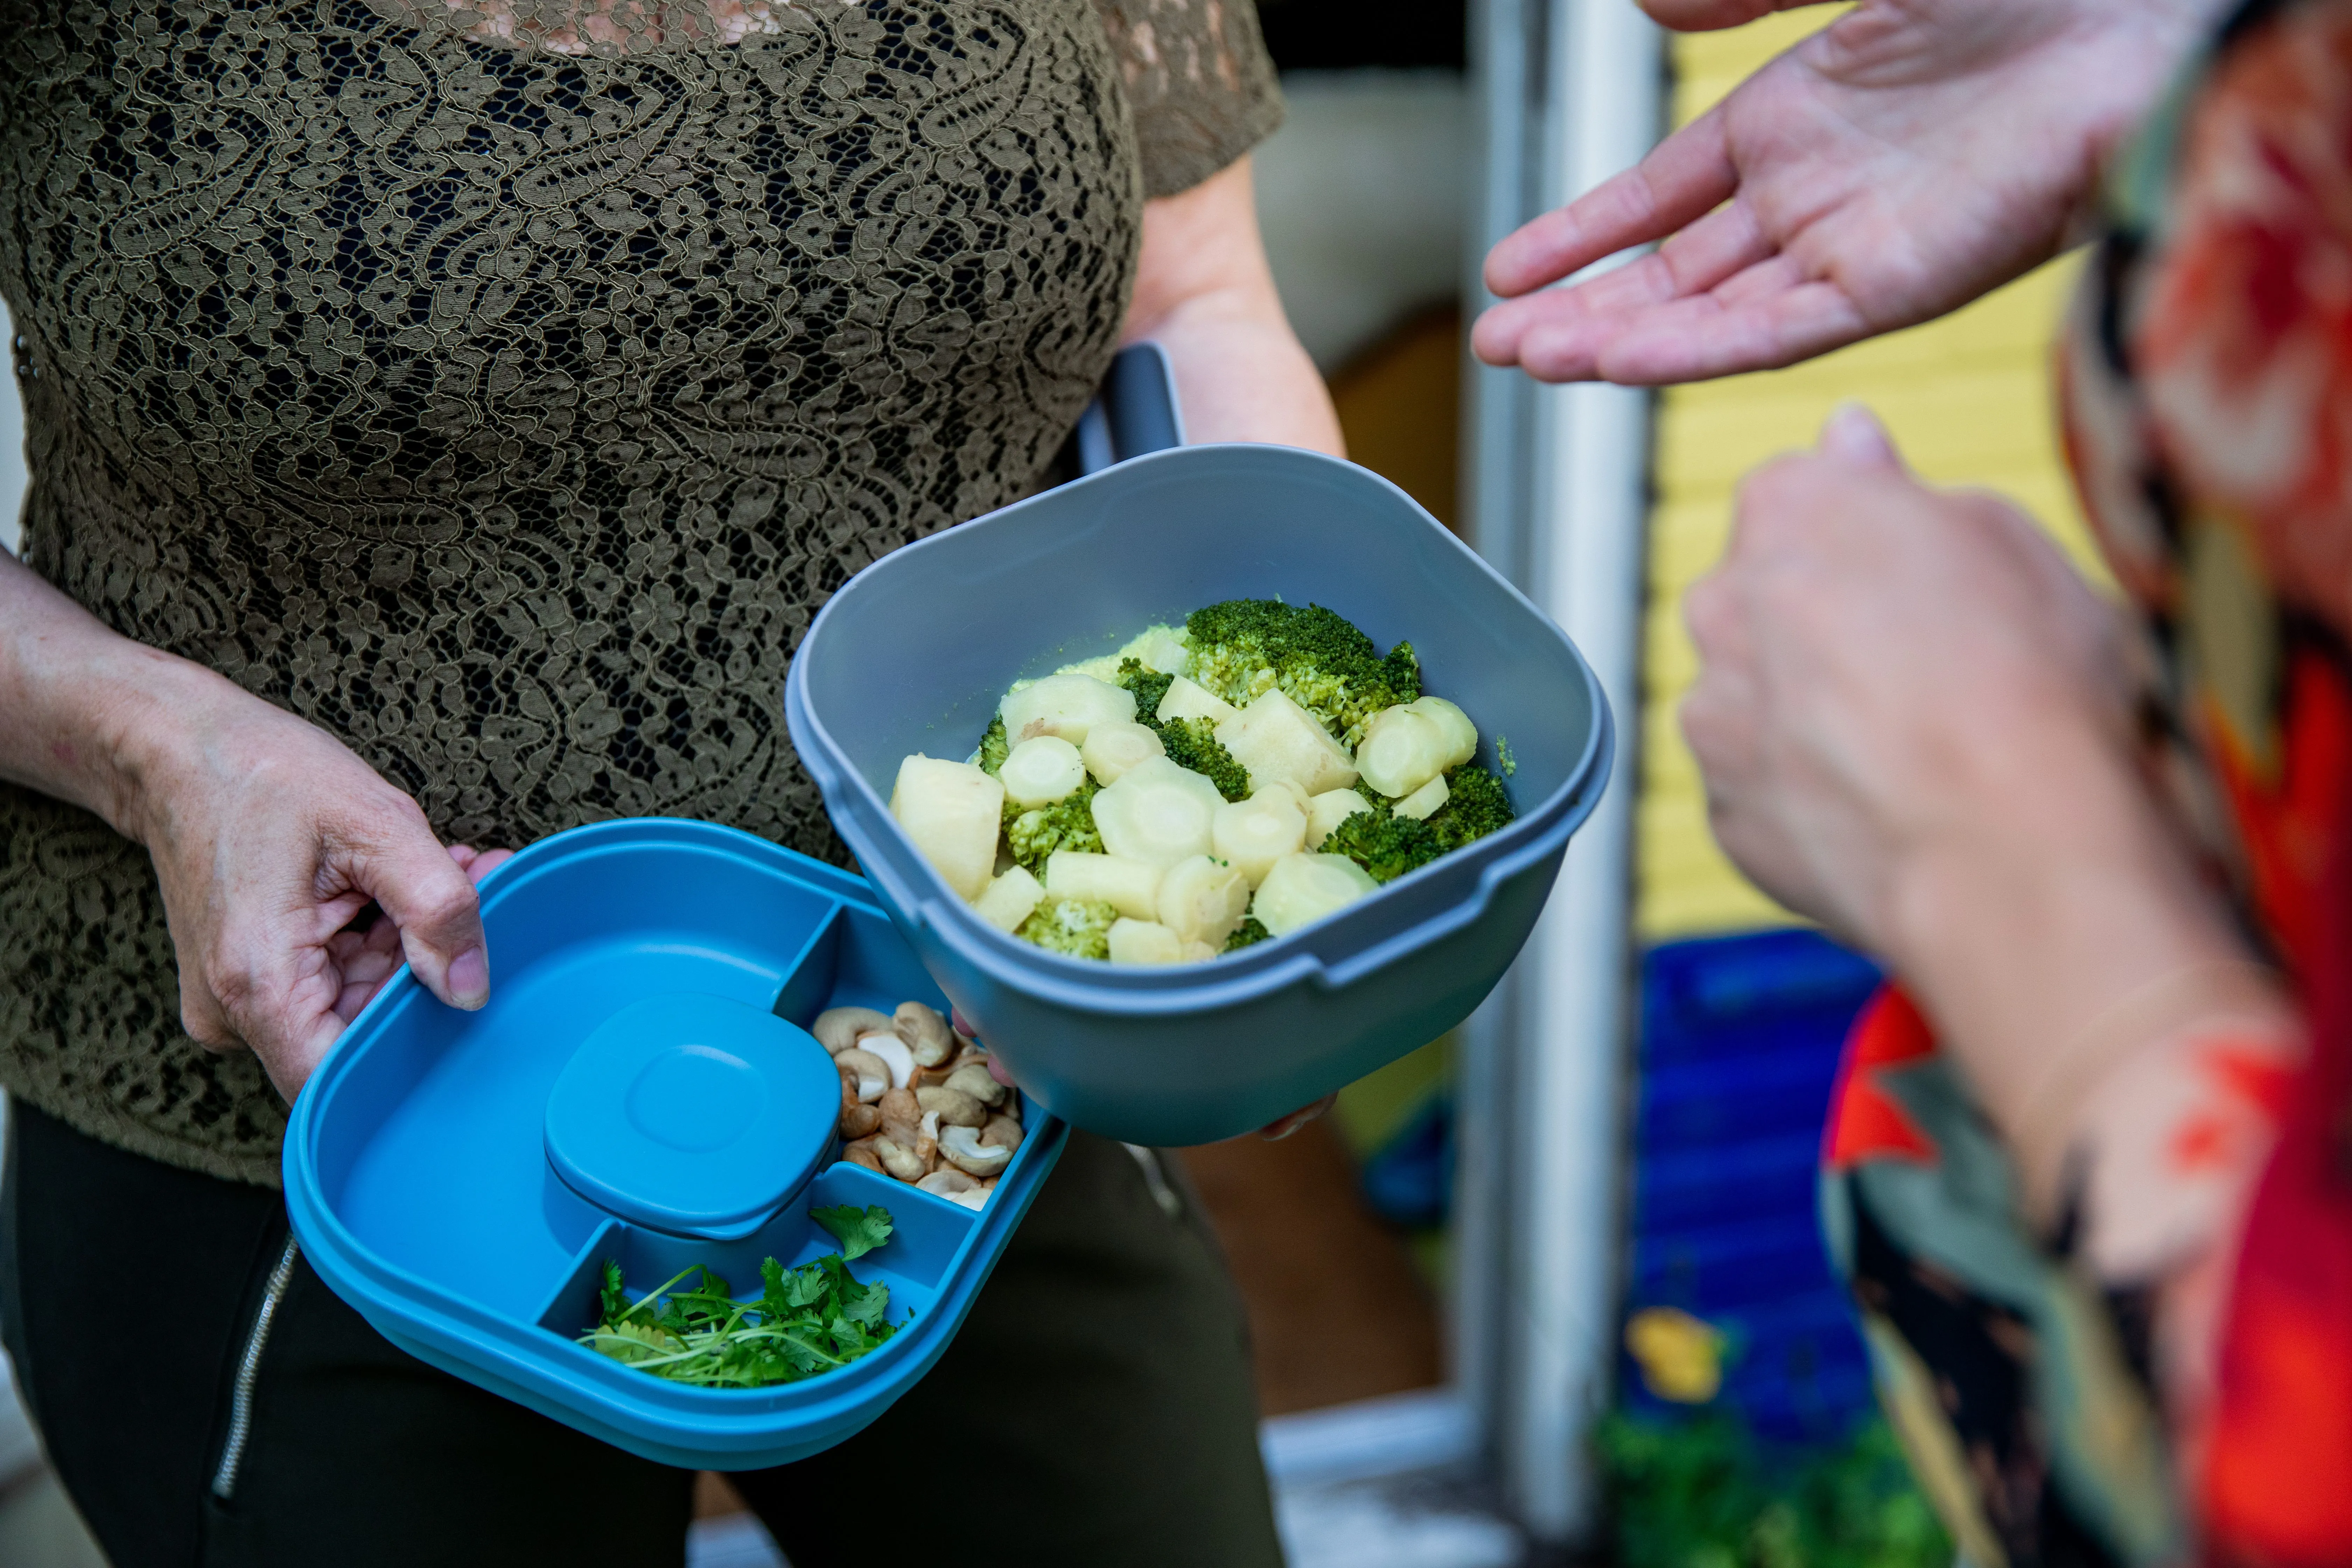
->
[1473,0,2222,385]
[1681,404,2130,945]
[1124,156,1345,457]
[129,680,511,1100]
[0,552,506,1102]
[1682,407,2266,1154]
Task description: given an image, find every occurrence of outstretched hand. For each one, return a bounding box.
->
[1473,0,2219,385]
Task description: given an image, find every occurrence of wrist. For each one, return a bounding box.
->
[77,645,249,846]
[1876,717,2257,1150]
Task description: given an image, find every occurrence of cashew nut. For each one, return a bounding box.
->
[942,1062,1007,1107]
[835,1048,890,1104]
[916,1110,940,1169]
[917,1167,989,1210]
[872,1134,928,1183]
[938,1123,1013,1177]
[857,1030,916,1089]
[839,1102,883,1140]
[916,1084,988,1128]
[815,1006,895,1056]
[893,1001,957,1068]
[980,1113,1025,1152]
[842,1137,887,1175]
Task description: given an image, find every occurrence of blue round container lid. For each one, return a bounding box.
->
[544,992,840,1237]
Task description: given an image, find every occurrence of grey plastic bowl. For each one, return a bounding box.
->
[784,442,1611,1146]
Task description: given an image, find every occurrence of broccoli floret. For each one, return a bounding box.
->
[977,715,1009,776]
[1003,779,1102,874]
[1224,916,1272,953]
[1157,718,1251,802]
[1426,764,1515,851]
[1015,897,1118,960]
[1494,734,1517,778]
[1324,766,1517,883]
[1184,599,1421,749]
[1113,658,1174,722]
[1322,809,1445,883]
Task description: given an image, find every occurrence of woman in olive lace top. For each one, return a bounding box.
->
[0,2,1330,1561]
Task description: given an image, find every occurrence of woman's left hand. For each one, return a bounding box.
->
[322,844,515,1026]
[1680,404,2131,953]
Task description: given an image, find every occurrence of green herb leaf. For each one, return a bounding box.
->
[811,1204,894,1261]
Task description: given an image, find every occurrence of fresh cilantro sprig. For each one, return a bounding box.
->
[581,1205,902,1387]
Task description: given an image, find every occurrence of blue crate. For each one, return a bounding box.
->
[1623,929,1882,1444]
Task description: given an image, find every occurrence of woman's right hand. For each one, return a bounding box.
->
[0,549,502,1103]
[1472,0,2226,385]
[127,675,506,1101]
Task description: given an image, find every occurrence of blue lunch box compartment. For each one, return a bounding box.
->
[283,817,1068,1471]
[785,441,1613,1146]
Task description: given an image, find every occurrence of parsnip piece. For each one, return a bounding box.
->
[1215,688,1358,797]
[1355,707,1449,798]
[1251,852,1379,937]
[1080,719,1164,786]
[1304,788,1373,849]
[1181,940,1219,964]
[890,755,1003,901]
[1212,789,1308,886]
[1155,675,1240,727]
[1000,735,1087,806]
[1156,854,1252,947]
[1394,774,1449,821]
[1088,757,1223,868]
[1356,696,1479,798]
[1409,696,1479,769]
[973,865,1044,933]
[1044,850,1164,921]
[1107,918,1186,966]
[1138,630,1192,677]
[1000,673,1135,746]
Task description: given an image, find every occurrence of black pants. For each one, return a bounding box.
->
[0,1104,1282,1568]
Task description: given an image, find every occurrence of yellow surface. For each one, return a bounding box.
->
[1637,12,2100,940]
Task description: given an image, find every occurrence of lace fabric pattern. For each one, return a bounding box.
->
[0,0,1280,1185]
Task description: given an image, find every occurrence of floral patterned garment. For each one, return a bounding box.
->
[1822,1,2352,1562]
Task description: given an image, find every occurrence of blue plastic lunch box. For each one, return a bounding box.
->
[786,397,1613,1147]
[284,818,1068,1470]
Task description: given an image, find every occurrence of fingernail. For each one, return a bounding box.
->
[1819,402,1898,468]
[447,946,489,1009]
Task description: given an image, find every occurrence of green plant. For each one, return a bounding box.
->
[1598,1414,1950,1568]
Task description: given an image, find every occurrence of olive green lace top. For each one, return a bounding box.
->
[0,0,1281,1185]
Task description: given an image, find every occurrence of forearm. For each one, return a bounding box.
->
[1877,720,2294,1219]
[1124,157,1344,457]
[0,548,222,841]
[1885,750,2297,1458]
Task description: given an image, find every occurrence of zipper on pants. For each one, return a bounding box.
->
[211,1233,299,1501]
[1123,1143,1183,1220]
